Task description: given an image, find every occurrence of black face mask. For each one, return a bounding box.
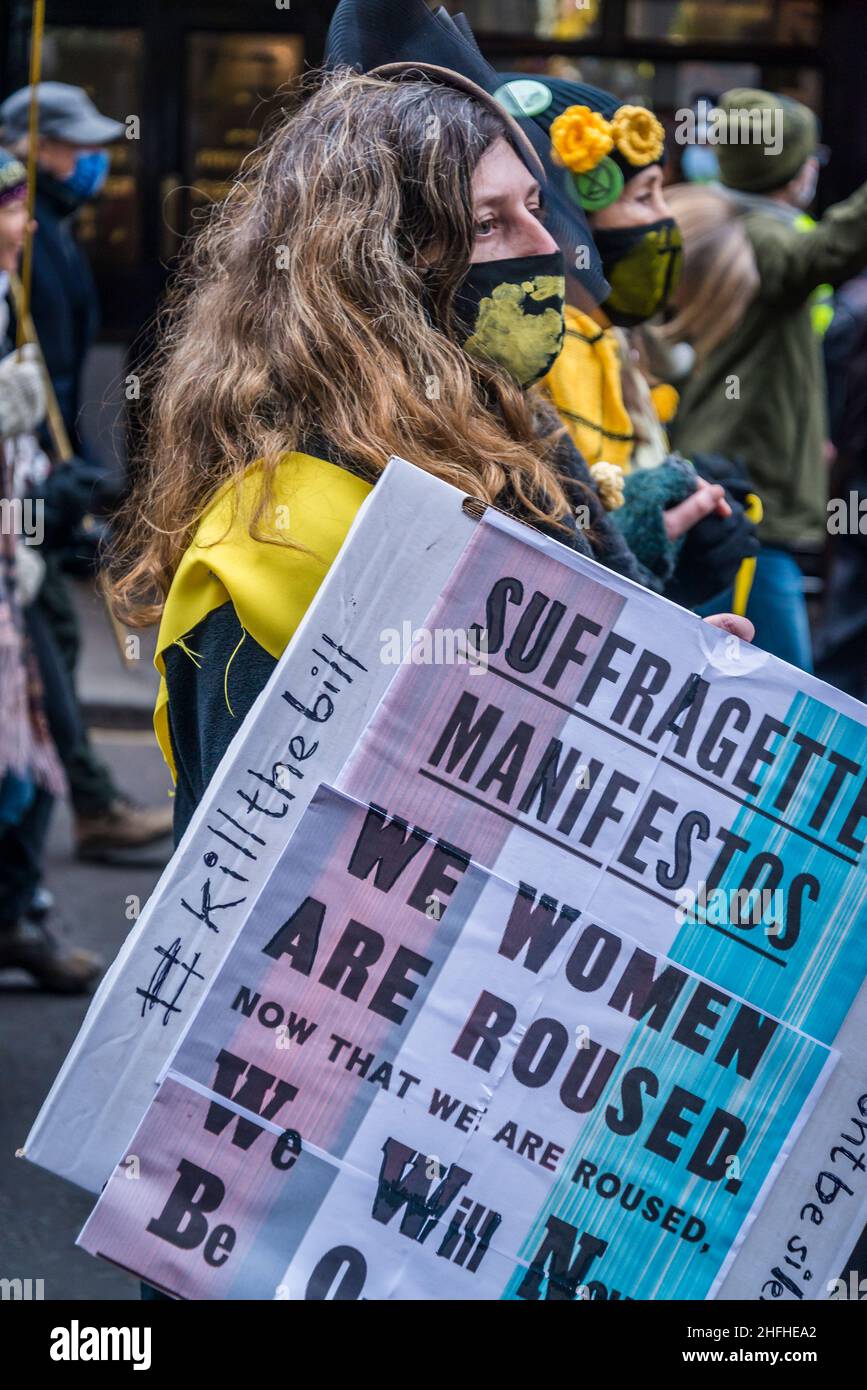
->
[35,167,84,216]
[453,250,566,388]
[593,217,683,327]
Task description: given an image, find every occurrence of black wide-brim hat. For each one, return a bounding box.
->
[325,0,608,311]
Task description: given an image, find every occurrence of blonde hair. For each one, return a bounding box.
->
[659,183,760,362]
[108,69,575,627]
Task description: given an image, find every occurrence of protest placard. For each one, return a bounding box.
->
[78,785,835,1301]
[27,460,867,1298]
[332,507,867,1298]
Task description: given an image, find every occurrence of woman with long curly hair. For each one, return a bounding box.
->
[108,69,748,842]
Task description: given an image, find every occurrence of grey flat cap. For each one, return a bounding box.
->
[0,82,124,144]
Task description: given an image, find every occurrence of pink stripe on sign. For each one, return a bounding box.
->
[171,792,475,1153]
[338,516,626,875]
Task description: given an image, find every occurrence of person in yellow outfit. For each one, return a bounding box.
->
[493,74,682,468]
[496,74,760,609]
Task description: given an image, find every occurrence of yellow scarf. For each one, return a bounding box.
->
[542,305,635,469]
[153,452,372,780]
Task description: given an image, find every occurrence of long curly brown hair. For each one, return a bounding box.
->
[108,69,574,626]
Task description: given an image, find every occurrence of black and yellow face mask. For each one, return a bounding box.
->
[594,217,683,327]
[454,250,567,388]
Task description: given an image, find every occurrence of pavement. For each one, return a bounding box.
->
[70,576,160,729]
[0,579,172,1301]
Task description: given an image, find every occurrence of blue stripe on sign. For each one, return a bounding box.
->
[668,691,867,1044]
[502,993,830,1301]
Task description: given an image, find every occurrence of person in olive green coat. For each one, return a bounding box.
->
[670,88,867,672]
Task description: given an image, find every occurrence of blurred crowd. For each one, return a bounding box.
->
[0,84,171,992]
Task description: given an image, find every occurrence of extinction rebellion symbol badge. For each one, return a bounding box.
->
[569,154,624,211]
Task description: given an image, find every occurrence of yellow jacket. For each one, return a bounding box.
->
[542,305,635,468]
[542,305,678,472]
[153,451,372,779]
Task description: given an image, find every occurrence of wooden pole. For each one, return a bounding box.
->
[16,0,45,354]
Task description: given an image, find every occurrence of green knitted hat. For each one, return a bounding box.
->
[716,88,818,194]
[495,75,666,213]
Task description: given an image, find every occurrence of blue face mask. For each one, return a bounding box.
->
[681,145,720,184]
[63,150,110,201]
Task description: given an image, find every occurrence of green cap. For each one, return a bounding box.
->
[715,88,817,194]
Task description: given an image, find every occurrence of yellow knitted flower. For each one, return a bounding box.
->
[611,105,665,167]
[590,460,625,510]
[550,104,613,175]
